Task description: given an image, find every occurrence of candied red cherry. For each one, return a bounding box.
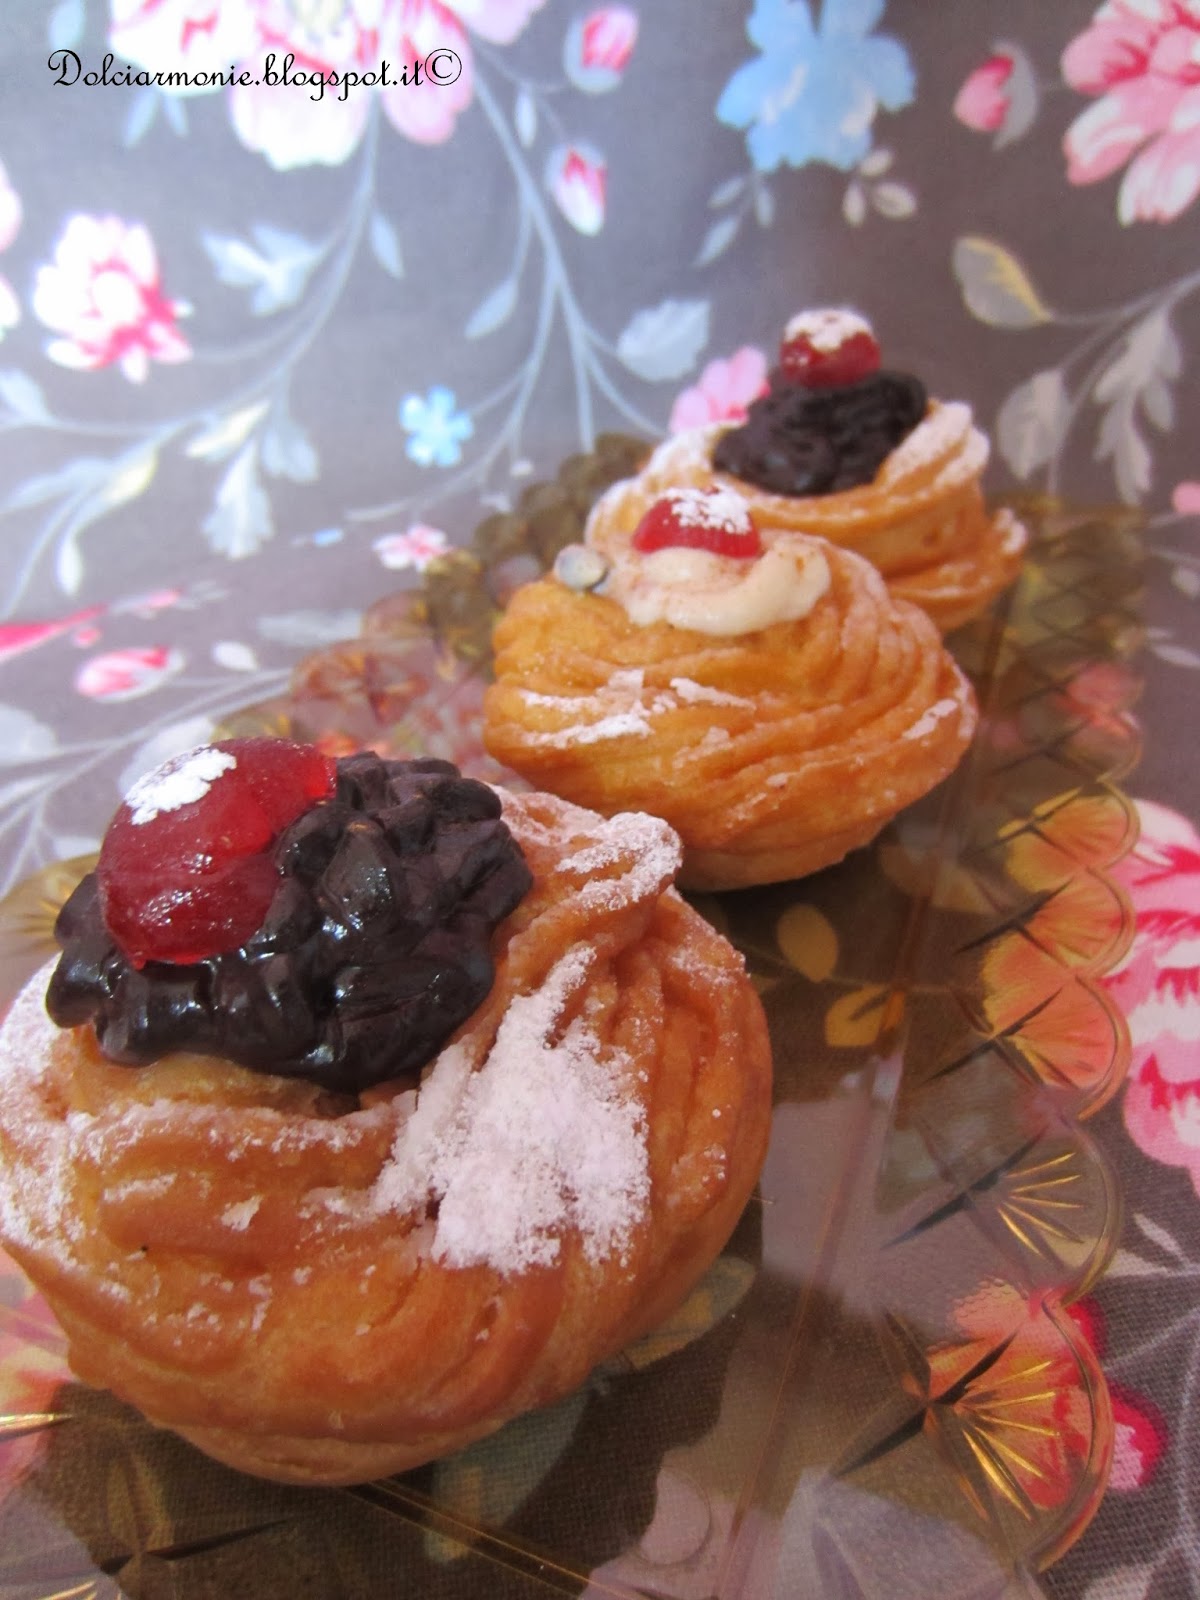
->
[631,488,762,559]
[779,308,881,389]
[98,738,337,967]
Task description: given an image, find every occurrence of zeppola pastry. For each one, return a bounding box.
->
[587,308,1026,632]
[484,486,978,891]
[0,738,771,1485]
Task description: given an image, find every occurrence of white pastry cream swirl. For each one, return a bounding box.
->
[603,534,831,637]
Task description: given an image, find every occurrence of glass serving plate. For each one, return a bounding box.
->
[0,441,1144,1600]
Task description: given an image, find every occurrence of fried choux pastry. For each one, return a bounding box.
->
[586,308,1026,633]
[0,740,771,1485]
[484,489,978,891]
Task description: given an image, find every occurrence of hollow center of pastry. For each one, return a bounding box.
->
[46,749,533,1095]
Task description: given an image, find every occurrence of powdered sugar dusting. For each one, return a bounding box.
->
[524,708,654,747]
[996,507,1028,556]
[373,946,649,1274]
[783,307,873,352]
[126,745,237,825]
[670,677,754,709]
[220,1197,262,1231]
[607,668,647,695]
[575,811,681,912]
[516,667,759,751]
[880,403,984,487]
[902,697,962,741]
[637,425,724,493]
[661,487,753,535]
[0,969,89,1268]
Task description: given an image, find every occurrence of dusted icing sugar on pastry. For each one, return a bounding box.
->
[374,941,650,1273]
[48,743,533,1093]
[126,745,238,825]
[0,783,772,1486]
[779,307,881,388]
[100,737,338,965]
[582,305,1027,634]
[713,307,924,495]
[576,483,831,638]
[783,307,873,352]
[486,541,980,890]
[902,693,969,741]
[631,487,761,557]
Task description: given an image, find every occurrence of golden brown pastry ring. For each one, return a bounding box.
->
[0,791,771,1486]
[485,542,978,891]
[588,405,1026,632]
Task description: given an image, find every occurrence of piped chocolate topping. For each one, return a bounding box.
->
[712,370,927,498]
[46,753,533,1095]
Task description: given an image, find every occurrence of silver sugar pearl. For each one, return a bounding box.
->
[553,543,609,593]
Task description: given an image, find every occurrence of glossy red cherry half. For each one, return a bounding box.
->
[97,737,337,967]
[631,489,762,559]
[779,312,881,389]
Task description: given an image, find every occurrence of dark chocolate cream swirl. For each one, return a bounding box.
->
[712,370,927,497]
[47,755,532,1095]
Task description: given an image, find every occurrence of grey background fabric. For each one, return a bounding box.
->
[0,3,1198,1595]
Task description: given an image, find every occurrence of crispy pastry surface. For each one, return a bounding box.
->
[589,408,1026,631]
[485,547,978,890]
[0,792,771,1484]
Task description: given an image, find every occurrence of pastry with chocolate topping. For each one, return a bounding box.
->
[587,307,1026,633]
[0,738,771,1484]
[48,744,532,1093]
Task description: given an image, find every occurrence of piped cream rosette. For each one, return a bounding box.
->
[485,494,978,891]
[586,402,1026,633]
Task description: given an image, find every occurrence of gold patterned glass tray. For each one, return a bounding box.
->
[0,442,1143,1599]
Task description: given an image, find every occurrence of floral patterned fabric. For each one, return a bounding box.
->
[0,3,1198,1596]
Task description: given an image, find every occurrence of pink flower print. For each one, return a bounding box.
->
[223,0,426,169]
[546,144,607,235]
[669,347,769,434]
[1064,1295,1106,1356]
[1102,801,1200,1191]
[0,158,22,337]
[373,523,449,571]
[953,42,1039,147]
[565,6,638,92]
[75,646,184,701]
[954,54,1015,133]
[33,215,191,382]
[1063,1,1200,223]
[446,0,546,46]
[582,6,636,70]
[1109,1387,1167,1490]
[378,2,474,149]
[1172,481,1200,514]
[0,603,105,666]
[110,0,256,87]
[111,0,546,170]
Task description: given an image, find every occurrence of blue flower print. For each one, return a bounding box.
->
[717,0,915,174]
[398,386,474,468]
